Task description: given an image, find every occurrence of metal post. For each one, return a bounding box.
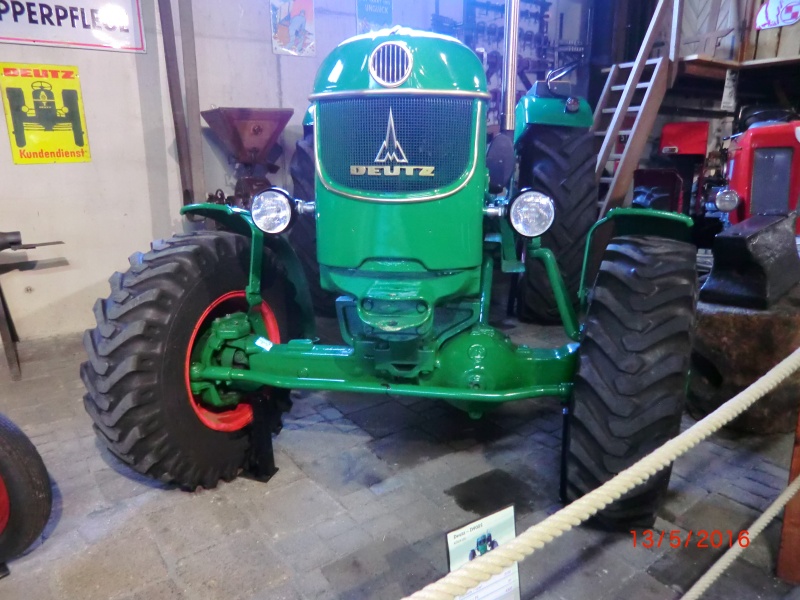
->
[178,0,206,205]
[500,0,521,133]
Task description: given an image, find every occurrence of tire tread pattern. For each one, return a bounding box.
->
[518,126,599,323]
[80,231,296,490]
[564,235,697,529]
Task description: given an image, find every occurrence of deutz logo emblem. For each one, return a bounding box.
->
[350,109,435,178]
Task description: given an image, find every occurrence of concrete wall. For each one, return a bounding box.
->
[0,0,433,341]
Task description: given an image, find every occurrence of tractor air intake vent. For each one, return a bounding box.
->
[317,96,475,196]
[369,42,413,87]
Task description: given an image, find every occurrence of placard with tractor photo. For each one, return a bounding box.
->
[81,23,699,530]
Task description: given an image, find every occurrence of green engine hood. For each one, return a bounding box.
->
[311,27,488,97]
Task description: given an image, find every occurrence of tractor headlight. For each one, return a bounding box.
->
[251,189,295,234]
[714,188,740,213]
[509,190,556,238]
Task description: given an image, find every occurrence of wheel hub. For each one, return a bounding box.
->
[184,291,281,433]
[0,473,9,535]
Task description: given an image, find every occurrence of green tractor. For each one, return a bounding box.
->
[469,533,499,561]
[81,16,697,529]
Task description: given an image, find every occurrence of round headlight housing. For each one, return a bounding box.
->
[251,189,295,234]
[714,188,740,213]
[509,190,556,238]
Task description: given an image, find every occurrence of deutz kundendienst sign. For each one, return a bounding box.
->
[0,0,145,53]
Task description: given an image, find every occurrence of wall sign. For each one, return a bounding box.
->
[0,1,144,52]
[270,0,315,57]
[446,506,521,600]
[1,62,91,164]
[756,0,800,30]
[357,0,392,34]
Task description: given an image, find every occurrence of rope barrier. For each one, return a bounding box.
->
[681,474,800,600]
[403,347,800,600]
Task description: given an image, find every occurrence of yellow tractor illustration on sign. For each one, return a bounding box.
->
[6,81,84,148]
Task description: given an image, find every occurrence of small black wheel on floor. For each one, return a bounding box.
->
[562,235,697,529]
[0,414,52,563]
[80,231,302,490]
[287,133,338,317]
[517,126,598,324]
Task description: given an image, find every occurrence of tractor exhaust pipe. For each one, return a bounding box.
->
[500,0,521,133]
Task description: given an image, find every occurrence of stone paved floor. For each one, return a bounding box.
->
[0,319,798,600]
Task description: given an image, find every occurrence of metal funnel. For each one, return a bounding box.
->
[201,107,294,166]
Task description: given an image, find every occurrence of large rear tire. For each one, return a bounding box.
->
[562,235,697,529]
[80,231,302,490]
[517,126,598,323]
[287,133,338,317]
[0,414,52,563]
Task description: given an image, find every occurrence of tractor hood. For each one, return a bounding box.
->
[311,27,488,98]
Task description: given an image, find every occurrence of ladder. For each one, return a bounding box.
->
[593,0,683,217]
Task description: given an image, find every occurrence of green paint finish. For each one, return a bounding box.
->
[180,203,315,339]
[189,325,578,405]
[578,207,695,309]
[513,95,593,144]
[312,28,487,96]
[527,240,580,340]
[302,104,315,127]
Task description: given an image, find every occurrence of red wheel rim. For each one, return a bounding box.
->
[184,291,281,432]
[0,472,9,535]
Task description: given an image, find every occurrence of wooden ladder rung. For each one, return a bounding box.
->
[611,82,651,92]
[601,106,642,114]
[600,177,614,184]
[609,153,624,160]
[601,58,660,73]
[594,129,633,137]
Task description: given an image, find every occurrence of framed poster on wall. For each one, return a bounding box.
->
[0,62,91,164]
[270,0,316,56]
[357,0,392,34]
[0,0,145,53]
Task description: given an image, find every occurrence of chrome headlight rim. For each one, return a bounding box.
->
[714,187,740,213]
[251,188,296,234]
[508,189,556,238]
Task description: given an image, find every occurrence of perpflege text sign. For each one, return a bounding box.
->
[0,1,144,52]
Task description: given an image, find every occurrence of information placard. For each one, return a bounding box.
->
[446,506,521,600]
[0,1,144,53]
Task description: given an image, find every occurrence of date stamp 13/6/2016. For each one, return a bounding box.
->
[631,530,751,549]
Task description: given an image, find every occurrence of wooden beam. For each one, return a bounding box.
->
[669,0,684,85]
[777,402,800,584]
[744,0,763,61]
[777,20,800,58]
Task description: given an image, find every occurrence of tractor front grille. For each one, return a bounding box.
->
[317,96,475,196]
[751,148,794,214]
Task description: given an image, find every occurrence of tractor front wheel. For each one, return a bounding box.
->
[562,235,697,529]
[0,414,52,563]
[80,231,301,490]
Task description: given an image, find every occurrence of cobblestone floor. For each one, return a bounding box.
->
[0,318,797,599]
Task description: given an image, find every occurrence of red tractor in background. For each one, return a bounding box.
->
[633,108,800,251]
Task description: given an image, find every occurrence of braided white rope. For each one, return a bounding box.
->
[403,347,800,600]
[681,474,800,600]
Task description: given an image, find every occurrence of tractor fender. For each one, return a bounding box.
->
[513,95,593,146]
[578,207,694,308]
[181,203,316,339]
